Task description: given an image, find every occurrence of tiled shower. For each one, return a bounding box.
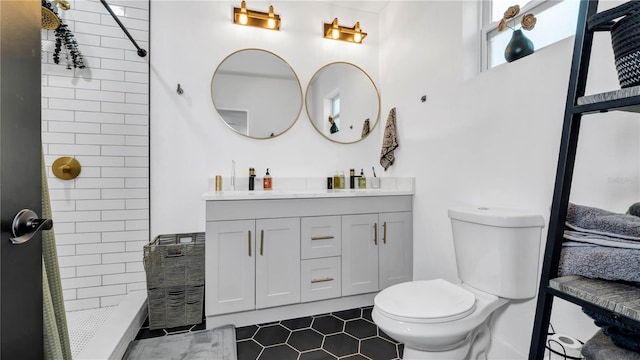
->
[40,0,149,355]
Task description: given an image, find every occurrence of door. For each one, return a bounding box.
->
[378,212,413,289]
[255,218,300,309]
[205,220,255,315]
[342,214,379,296]
[0,0,44,358]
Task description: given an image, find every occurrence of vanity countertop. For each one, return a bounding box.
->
[202,177,414,201]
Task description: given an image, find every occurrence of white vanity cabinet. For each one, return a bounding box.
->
[342,211,413,296]
[205,217,300,316]
[203,187,413,328]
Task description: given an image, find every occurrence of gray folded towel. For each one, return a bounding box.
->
[558,243,640,283]
[564,230,640,249]
[581,330,640,360]
[567,203,640,241]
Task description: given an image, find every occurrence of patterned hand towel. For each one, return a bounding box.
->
[380,108,398,170]
[558,242,640,283]
[581,330,640,360]
[566,203,640,241]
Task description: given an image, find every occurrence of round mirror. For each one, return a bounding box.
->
[211,49,303,139]
[306,62,380,144]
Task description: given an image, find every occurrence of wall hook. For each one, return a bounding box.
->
[421,95,427,103]
[177,84,184,95]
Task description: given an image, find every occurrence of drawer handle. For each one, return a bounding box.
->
[248,230,251,257]
[311,277,334,283]
[260,229,264,256]
[311,235,334,241]
[383,221,387,244]
[374,223,378,245]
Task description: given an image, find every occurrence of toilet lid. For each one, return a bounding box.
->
[374,279,477,323]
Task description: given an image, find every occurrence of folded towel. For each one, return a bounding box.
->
[583,309,640,353]
[361,118,370,139]
[558,242,640,283]
[564,230,640,249]
[581,330,640,360]
[567,203,640,241]
[380,107,398,171]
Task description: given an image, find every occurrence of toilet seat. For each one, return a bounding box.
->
[374,279,477,324]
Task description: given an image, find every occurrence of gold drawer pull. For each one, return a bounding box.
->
[260,230,264,256]
[374,223,378,245]
[248,230,251,257]
[311,277,334,283]
[311,235,334,241]
[383,221,387,244]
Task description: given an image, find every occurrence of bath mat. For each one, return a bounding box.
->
[123,325,236,360]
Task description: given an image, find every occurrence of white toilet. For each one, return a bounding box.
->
[372,205,545,360]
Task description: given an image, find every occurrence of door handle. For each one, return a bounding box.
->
[383,221,387,244]
[10,209,53,245]
[373,223,378,245]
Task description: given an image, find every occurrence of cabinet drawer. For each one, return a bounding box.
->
[301,257,341,302]
[301,216,341,259]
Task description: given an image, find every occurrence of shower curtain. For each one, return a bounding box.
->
[42,151,72,360]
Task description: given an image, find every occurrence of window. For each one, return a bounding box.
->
[482,0,580,69]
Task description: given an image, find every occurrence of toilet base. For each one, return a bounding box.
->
[401,322,491,360]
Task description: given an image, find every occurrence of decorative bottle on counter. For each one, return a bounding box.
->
[333,172,340,190]
[339,171,345,189]
[249,167,256,191]
[358,169,366,189]
[263,168,272,190]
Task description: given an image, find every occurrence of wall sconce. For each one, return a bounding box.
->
[234,1,280,30]
[323,18,367,44]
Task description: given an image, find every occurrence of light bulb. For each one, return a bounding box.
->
[354,32,361,43]
[267,17,276,28]
[332,28,339,39]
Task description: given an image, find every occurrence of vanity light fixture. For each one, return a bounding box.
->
[233,1,280,30]
[323,18,367,44]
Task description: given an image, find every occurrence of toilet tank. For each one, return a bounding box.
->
[448,205,545,300]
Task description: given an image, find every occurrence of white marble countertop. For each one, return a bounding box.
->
[202,177,414,201]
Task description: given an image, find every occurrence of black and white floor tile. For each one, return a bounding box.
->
[236,306,403,360]
[135,306,404,360]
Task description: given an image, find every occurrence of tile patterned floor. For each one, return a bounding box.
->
[134,306,404,360]
[236,306,403,360]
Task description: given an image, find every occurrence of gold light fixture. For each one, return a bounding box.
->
[323,18,367,44]
[233,1,280,30]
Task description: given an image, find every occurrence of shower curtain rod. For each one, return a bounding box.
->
[99,0,147,57]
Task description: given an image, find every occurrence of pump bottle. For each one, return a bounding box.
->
[263,168,272,190]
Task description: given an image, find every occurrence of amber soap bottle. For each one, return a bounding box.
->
[263,168,272,190]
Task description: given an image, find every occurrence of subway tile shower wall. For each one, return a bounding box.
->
[41,0,149,311]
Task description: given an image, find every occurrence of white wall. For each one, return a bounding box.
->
[151,0,640,357]
[42,0,149,311]
[380,1,639,357]
[150,1,382,236]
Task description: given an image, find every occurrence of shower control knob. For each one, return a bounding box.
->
[9,209,53,245]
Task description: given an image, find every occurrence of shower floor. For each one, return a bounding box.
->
[66,306,116,359]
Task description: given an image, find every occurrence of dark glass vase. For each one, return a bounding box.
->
[504,30,534,63]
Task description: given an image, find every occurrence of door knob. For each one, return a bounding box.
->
[9,209,53,245]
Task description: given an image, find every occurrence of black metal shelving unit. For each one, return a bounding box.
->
[528,0,640,358]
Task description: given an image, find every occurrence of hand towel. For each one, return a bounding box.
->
[361,118,370,139]
[558,242,640,282]
[566,203,640,241]
[380,108,398,170]
[581,330,640,360]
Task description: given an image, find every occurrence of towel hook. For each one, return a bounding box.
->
[177,84,184,95]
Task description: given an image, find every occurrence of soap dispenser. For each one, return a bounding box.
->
[263,168,272,190]
[358,169,366,189]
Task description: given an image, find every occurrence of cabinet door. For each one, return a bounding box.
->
[379,212,413,289]
[255,218,301,309]
[342,214,379,296]
[205,220,255,316]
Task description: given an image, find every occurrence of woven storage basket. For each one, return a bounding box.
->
[588,0,640,88]
[143,232,205,329]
